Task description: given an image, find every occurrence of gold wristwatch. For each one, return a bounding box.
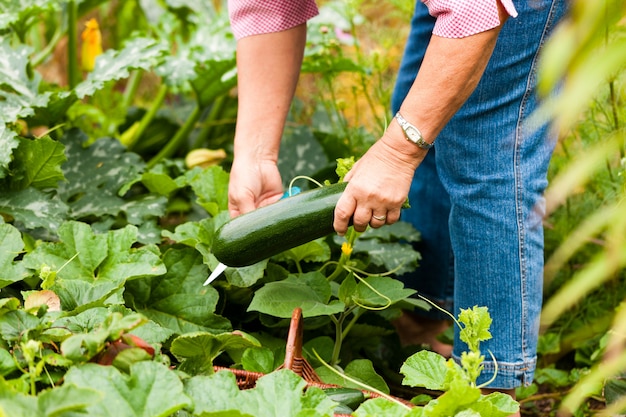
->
[395,111,434,150]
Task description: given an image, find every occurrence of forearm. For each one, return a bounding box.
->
[233,24,307,164]
[383,3,509,163]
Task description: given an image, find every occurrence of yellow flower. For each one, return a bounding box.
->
[81,18,103,72]
[341,242,353,256]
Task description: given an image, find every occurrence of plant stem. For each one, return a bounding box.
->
[147,104,202,168]
[330,312,346,366]
[126,84,169,150]
[67,0,79,89]
[32,26,64,68]
[122,70,143,111]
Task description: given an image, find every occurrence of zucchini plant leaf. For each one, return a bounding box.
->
[9,135,67,190]
[64,361,192,417]
[124,247,232,335]
[248,272,346,318]
[277,126,331,188]
[467,393,520,417]
[0,382,101,417]
[315,358,390,394]
[0,223,29,288]
[400,350,449,391]
[350,239,421,276]
[0,0,60,35]
[74,37,168,99]
[170,330,260,376]
[273,238,331,265]
[353,276,416,309]
[0,187,69,231]
[58,129,167,228]
[22,221,166,311]
[353,397,422,417]
[0,125,19,179]
[190,59,237,108]
[0,39,51,123]
[185,165,230,216]
[184,368,337,417]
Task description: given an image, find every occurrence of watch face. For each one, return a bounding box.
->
[406,126,421,142]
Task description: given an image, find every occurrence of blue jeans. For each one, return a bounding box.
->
[392,0,567,389]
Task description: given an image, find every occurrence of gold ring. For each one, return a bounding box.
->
[372,215,386,221]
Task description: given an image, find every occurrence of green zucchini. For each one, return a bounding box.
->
[212,182,348,267]
[323,387,366,411]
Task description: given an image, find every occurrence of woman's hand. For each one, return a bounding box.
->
[228,157,284,218]
[333,122,428,235]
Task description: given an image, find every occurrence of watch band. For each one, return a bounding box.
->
[395,112,434,150]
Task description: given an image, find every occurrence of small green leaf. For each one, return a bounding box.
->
[458,306,492,352]
[241,347,275,374]
[468,392,520,417]
[353,397,417,417]
[171,331,260,376]
[317,359,389,394]
[185,165,230,216]
[9,136,66,190]
[400,351,448,391]
[353,276,416,309]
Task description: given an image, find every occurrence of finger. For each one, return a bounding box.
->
[383,208,402,226]
[351,204,372,233]
[333,193,356,236]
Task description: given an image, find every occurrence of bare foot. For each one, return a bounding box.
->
[392,311,453,358]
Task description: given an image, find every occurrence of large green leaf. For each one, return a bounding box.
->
[0,381,101,417]
[0,187,69,230]
[0,125,18,179]
[0,223,28,288]
[22,221,166,311]
[0,0,61,34]
[184,369,336,417]
[124,247,232,335]
[277,126,331,188]
[0,39,50,123]
[74,37,168,99]
[64,362,192,417]
[248,272,346,318]
[58,129,167,225]
[353,397,421,417]
[9,135,67,190]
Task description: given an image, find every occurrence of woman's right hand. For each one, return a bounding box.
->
[228,156,284,218]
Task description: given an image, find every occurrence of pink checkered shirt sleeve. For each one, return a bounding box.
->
[228,0,319,39]
[423,0,518,38]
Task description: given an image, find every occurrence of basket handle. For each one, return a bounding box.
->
[283,307,303,371]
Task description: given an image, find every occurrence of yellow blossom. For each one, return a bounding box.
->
[341,242,353,256]
[81,18,103,72]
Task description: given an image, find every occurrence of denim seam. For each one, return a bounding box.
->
[514,0,561,369]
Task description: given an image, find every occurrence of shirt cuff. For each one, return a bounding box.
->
[228,0,319,40]
[423,0,518,39]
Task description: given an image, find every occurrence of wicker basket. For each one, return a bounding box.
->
[213,307,414,416]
